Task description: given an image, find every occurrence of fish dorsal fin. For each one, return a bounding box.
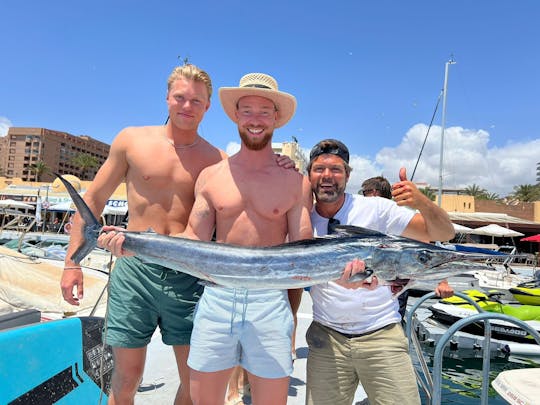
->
[332,225,387,238]
[273,238,336,248]
[271,225,389,249]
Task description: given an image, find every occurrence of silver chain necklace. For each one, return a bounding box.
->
[164,135,200,149]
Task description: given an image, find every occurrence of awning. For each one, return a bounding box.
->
[469,224,524,238]
[0,199,33,210]
[452,223,474,234]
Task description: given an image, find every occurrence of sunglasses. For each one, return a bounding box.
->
[362,188,379,196]
[327,217,341,234]
[310,144,350,163]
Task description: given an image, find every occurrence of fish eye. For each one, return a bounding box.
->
[418,251,431,264]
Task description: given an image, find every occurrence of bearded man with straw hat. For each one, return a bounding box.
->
[183,72,313,405]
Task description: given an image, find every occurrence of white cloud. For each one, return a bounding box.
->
[366,124,539,197]
[225,142,241,156]
[0,117,12,137]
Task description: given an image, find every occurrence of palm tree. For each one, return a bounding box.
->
[483,192,501,201]
[71,153,100,180]
[30,160,49,182]
[511,184,540,202]
[419,187,436,201]
[463,184,487,198]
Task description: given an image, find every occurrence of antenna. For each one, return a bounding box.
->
[178,55,191,65]
[437,57,457,207]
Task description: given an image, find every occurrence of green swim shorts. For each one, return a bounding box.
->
[105,256,204,348]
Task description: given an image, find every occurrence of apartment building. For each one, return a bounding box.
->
[272,141,308,173]
[0,127,110,182]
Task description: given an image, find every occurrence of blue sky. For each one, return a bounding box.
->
[1,1,539,196]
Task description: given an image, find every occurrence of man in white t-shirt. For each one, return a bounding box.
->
[305,139,455,405]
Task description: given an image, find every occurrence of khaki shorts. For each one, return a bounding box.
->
[306,321,420,405]
[105,256,204,348]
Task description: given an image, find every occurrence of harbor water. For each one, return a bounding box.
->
[414,353,539,404]
[409,294,540,404]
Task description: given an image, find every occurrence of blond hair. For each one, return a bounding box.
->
[167,64,213,99]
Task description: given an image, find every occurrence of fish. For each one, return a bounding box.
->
[56,174,509,290]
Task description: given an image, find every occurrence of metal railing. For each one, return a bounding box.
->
[405,291,540,404]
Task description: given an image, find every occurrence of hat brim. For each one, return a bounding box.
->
[219,87,297,128]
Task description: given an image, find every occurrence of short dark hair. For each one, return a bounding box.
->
[361,176,392,199]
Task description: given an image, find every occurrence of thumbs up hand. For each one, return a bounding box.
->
[399,167,408,182]
[391,167,429,210]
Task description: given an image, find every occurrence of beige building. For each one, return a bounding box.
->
[272,141,308,173]
[0,127,110,182]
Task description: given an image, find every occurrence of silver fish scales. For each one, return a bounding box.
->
[56,175,506,289]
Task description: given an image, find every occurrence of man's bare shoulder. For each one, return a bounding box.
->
[112,125,163,146]
[198,136,228,160]
[117,125,162,137]
[199,157,229,179]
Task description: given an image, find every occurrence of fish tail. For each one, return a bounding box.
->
[54,173,101,264]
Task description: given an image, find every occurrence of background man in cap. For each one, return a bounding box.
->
[306,139,455,405]
[182,73,312,405]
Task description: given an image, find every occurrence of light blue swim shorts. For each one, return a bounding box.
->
[188,286,294,378]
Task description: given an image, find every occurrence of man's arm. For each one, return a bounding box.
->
[181,167,217,242]
[61,129,130,305]
[286,176,314,313]
[393,168,455,242]
[286,176,313,243]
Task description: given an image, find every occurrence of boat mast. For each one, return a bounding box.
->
[437,58,456,206]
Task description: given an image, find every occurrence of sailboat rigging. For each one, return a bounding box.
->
[409,58,456,208]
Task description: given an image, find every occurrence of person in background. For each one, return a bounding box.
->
[361,176,454,320]
[63,214,74,235]
[360,176,392,199]
[226,367,249,405]
[306,139,455,405]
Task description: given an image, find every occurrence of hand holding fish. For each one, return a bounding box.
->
[98,225,134,257]
[335,259,379,290]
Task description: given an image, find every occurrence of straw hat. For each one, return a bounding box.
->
[219,73,297,128]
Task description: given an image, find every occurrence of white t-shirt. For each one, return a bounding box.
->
[310,193,415,334]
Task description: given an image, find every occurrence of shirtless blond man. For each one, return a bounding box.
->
[61,64,227,404]
[181,73,313,405]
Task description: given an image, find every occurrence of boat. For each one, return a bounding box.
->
[0,245,109,320]
[428,300,540,344]
[0,315,112,404]
[492,367,540,405]
[509,279,540,305]
[1,232,115,273]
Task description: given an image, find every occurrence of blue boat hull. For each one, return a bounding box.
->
[0,316,112,404]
